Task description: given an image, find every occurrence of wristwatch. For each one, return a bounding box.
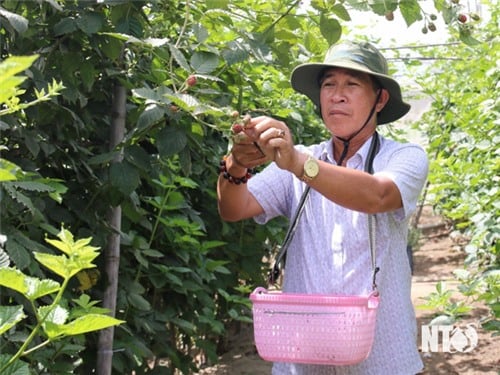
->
[300,156,319,182]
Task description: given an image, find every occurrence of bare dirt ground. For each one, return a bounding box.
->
[198,206,499,374]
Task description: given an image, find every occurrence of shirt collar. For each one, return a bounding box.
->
[319,134,378,167]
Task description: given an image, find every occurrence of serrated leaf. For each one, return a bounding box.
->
[34,252,95,279]
[0,305,26,335]
[222,44,249,65]
[136,104,165,131]
[0,245,10,268]
[110,161,141,196]
[2,183,37,214]
[168,44,190,72]
[156,126,187,158]
[0,354,29,375]
[0,268,60,300]
[319,15,341,45]
[190,51,219,74]
[0,8,29,34]
[331,4,351,21]
[368,0,398,15]
[59,314,124,336]
[10,181,54,193]
[0,56,37,80]
[128,293,152,311]
[53,17,78,36]
[76,12,104,34]
[399,0,422,26]
[164,93,200,111]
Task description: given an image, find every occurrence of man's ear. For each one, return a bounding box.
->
[376,89,390,113]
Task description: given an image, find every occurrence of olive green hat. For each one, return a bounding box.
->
[290,41,410,124]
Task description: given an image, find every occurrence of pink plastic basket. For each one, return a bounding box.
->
[249,287,379,365]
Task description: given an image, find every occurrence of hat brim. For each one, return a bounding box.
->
[291,62,410,125]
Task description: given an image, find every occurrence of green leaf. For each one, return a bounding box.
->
[0,305,26,335]
[331,4,351,21]
[168,44,190,72]
[0,158,21,182]
[136,104,165,132]
[0,354,29,375]
[34,252,94,279]
[0,268,60,300]
[44,313,123,338]
[190,51,219,74]
[156,126,187,158]
[127,293,151,311]
[399,0,422,26]
[0,244,9,268]
[76,12,104,34]
[0,56,37,86]
[45,227,100,258]
[53,17,78,36]
[459,27,481,46]
[110,161,141,196]
[0,8,29,34]
[206,0,229,8]
[319,15,341,45]
[368,0,398,15]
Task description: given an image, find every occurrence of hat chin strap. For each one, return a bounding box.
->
[335,89,381,166]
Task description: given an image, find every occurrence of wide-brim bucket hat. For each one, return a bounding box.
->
[290,41,410,125]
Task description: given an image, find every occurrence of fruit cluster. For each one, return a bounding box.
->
[230,113,251,143]
[230,112,251,135]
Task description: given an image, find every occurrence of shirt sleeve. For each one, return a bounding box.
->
[247,162,295,224]
[375,143,429,221]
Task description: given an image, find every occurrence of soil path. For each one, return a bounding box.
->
[198,206,499,374]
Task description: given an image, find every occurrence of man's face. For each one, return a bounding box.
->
[319,68,382,139]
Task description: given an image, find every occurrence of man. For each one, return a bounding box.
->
[217,41,428,374]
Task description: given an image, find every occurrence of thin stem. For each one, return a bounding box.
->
[1,276,70,373]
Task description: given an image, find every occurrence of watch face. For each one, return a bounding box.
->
[305,158,319,177]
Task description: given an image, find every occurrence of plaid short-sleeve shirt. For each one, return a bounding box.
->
[248,134,429,375]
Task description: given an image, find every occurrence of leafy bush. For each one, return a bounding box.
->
[412,3,499,334]
[0,228,123,374]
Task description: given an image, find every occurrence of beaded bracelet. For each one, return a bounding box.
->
[219,157,255,184]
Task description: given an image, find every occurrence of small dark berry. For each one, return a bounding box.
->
[186,75,197,87]
[458,14,467,23]
[421,26,428,34]
[385,11,394,21]
[428,22,436,31]
[451,0,459,4]
[430,14,437,20]
[170,105,179,112]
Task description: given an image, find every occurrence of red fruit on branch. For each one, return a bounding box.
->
[231,123,243,134]
[458,14,467,23]
[186,75,197,87]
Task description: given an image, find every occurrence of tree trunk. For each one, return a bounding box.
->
[96,82,126,375]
